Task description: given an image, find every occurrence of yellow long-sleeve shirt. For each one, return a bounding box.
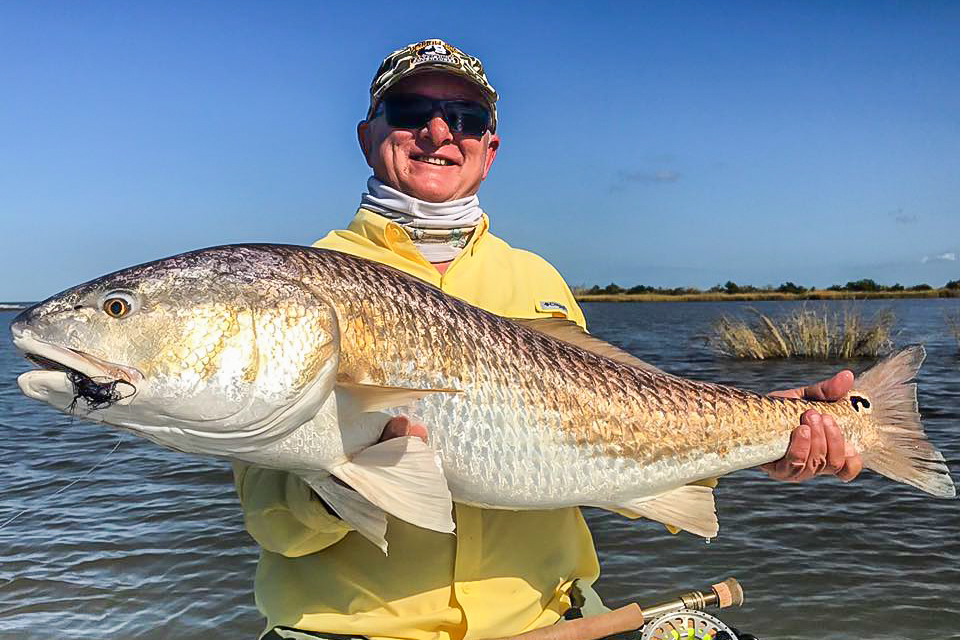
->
[235,209,602,640]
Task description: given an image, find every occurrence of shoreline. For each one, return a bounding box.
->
[575,289,960,303]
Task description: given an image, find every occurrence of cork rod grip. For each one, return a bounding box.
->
[497,604,645,640]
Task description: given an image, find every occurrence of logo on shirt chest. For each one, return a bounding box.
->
[536,300,568,315]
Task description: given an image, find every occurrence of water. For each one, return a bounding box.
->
[1,300,958,639]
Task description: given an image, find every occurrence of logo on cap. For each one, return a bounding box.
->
[421,43,449,56]
[413,41,457,66]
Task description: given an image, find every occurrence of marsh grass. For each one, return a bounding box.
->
[709,306,895,359]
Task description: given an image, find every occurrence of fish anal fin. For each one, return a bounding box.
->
[336,381,461,413]
[331,436,455,535]
[612,484,718,539]
[301,474,390,553]
[514,318,661,373]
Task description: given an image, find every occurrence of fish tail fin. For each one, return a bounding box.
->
[857,345,955,498]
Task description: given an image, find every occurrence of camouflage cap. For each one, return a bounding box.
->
[367,39,499,132]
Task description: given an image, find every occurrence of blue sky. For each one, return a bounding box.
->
[1,1,958,300]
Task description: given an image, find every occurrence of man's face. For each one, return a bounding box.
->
[358,72,500,202]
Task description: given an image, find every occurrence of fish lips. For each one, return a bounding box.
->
[12,330,143,409]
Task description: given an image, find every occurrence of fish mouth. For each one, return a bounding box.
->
[12,329,143,410]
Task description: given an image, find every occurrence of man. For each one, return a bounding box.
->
[235,39,862,640]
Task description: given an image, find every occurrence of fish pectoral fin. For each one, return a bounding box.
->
[301,474,390,554]
[330,436,455,535]
[513,318,662,373]
[612,484,719,539]
[336,381,461,413]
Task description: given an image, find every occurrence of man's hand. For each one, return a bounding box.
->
[379,416,428,443]
[762,370,864,482]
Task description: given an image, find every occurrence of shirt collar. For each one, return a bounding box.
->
[349,208,490,263]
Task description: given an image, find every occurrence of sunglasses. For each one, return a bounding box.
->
[378,94,492,136]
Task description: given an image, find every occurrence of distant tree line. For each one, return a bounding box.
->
[579,278,960,296]
[824,278,942,293]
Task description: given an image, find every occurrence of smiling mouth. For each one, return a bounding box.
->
[412,154,457,166]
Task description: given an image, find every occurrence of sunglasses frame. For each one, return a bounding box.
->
[376,94,492,137]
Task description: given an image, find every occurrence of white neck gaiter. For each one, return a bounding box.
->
[360,177,484,263]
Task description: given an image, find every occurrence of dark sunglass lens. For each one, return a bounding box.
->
[383,95,434,129]
[446,102,490,136]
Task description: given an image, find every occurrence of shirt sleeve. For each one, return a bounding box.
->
[233,462,352,557]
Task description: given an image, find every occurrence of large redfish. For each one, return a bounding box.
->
[11,244,955,552]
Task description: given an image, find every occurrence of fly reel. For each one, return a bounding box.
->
[640,609,738,640]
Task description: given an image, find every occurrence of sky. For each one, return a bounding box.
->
[1,1,958,300]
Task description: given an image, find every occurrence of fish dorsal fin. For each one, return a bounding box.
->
[611,484,719,539]
[515,318,661,373]
[336,382,461,413]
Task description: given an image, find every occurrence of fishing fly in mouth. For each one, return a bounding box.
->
[24,352,136,411]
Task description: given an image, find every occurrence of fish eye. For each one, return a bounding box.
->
[101,292,137,318]
[850,395,871,412]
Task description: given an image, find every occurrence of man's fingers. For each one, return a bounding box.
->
[799,412,827,481]
[763,421,812,480]
[768,387,803,400]
[821,415,846,474]
[380,416,429,443]
[763,409,864,484]
[803,370,855,402]
[769,369,855,401]
[380,416,411,441]
[836,450,864,482]
[406,422,429,442]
